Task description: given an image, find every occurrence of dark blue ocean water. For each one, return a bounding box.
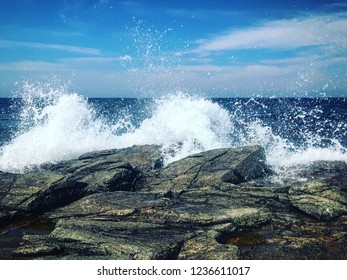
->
[0,96,346,173]
[2,97,345,146]
[216,97,347,148]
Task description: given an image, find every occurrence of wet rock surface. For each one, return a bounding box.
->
[0,145,346,259]
[289,179,347,219]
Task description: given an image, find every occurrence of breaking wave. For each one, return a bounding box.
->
[0,82,346,174]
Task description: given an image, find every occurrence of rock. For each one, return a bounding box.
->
[44,160,143,203]
[289,179,347,219]
[271,160,347,185]
[0,146,161,224]
[47,190,269,228]
[296,161,347,180]
[168,145,268,185]
[0,172,65,223]
[42,146,156,206]
[0,163,143,222]
[1,145,268,222]
[13,219,189,260]
[50,145,162,174]
[1,145,346,260]
[144,145,269,195]
[13,189,269,259]
[46,191,164,221]
[178,232,239,260]
[13,235,60,259]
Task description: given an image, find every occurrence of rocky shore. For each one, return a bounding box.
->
[0,145,346,259]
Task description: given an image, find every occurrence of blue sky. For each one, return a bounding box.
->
[0,0,346,97]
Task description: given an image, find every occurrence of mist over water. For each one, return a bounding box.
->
[0,81,346,176]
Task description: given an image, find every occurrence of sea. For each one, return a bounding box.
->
[0,84,346,182]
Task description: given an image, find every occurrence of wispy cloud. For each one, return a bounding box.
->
[0,57,342,97]
[192,13,347,54]
[0,40,101,55]
[59,56,121,63]
[0,25,85,38]
[0,56,126,73]
[0,60,61,71]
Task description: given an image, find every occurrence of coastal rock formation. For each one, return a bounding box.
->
[0,145,161,223]
[0,145,346,260]
[289,179,347,219]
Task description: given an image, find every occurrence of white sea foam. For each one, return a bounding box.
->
[0,85,232,172]
[228,116,347,174]
[122,92,232,163]
[0,84,118,172]
[268,141,347,170]
[0,82,346,174]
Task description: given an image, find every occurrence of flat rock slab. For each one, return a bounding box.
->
[45,191,269,228]
[144,145,269,195]
[13,191,268,259]
[14,219,190,260]
[0,172,65,222]
[178,233,239,260]
[289,179,347,219]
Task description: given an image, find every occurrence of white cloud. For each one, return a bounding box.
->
[0,56,125,74]
[0,60,60,71]
[1,11,346,97]
[179,63,329,96]
[0,40,101,55]
[59,56,121,63]
[0,57,343,97]
[192,13,347,54]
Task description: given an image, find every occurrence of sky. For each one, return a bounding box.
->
[0,0,346,97]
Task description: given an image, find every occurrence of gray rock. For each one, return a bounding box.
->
[1,145,346,260]
[0,172,65,222]
[178,232,239,260]
[13,188,269,259]
[51,145,162,174]
[144,145,269,195]
[13,219,189,260]
[47,191,269,227]
[0,145,162,224]
[289,179,347,219]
